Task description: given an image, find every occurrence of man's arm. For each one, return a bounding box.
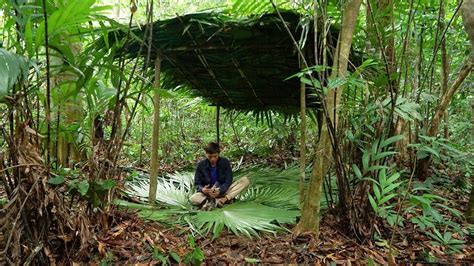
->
[218,159,233,195]
[194,162,205,192]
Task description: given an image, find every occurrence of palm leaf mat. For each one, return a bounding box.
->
[117,166,327,238]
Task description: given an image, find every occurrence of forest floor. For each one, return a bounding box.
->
[89,182,473,265]
[1,156,472,264]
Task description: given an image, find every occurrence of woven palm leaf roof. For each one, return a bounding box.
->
[112,12,351,112]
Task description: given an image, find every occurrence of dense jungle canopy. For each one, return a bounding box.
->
[0,0,473,264]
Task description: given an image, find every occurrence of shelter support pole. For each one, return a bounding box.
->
[216,105,220,145]
[299,81,306,205]
[149,56,162,204]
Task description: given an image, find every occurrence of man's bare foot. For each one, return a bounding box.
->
[216,197,228,207]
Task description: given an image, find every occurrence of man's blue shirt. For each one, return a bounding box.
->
[210,166,217,185]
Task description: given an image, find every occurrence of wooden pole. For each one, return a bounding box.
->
[216,105,220,145]
[149,57,162,204]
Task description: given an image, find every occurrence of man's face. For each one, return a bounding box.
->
[206,152,219,166]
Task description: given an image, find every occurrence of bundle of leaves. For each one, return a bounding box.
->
[117,166,303,238]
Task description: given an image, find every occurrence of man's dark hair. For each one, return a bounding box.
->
[204,142,220,154]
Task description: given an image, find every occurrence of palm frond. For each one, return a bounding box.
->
[194,202,298,239]
[0,48,28,101]
[239,186,299,210]
[121,169,303,238]
[125,171,193,209]
[234,164,304,188]
[114,199,193,225]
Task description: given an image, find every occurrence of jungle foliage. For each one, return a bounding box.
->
[0,0,473,264]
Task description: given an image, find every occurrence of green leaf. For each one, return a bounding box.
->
[169,251,181,263]
[195,202,298,238]
[372,151,398,161]
[386,173,401,184]
[48,176,65,185]
[411,195,431,206]
[366,165,388,172]
[100,180,116,190]
[352,164,362,178]
[373,186,381,200]
[368,194,378,212]
[378,193,396,205]
[0,49,28,101]
[154,88,174,98]
[362,152,370,171]
[244,257,262,263]
[421,146,440,158]
[25,18,34,56]
[383,182,402,194]
[78,180,90,196]
[327,77,346,89]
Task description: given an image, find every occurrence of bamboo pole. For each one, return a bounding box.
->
[149,57,162,204]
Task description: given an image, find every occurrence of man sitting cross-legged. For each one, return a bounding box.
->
[190,142,249,210]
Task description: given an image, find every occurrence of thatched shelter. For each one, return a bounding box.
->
[109,11,356,113]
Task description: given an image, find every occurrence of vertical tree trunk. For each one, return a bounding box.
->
[461,0,474,54]
[440,0,449,139]
[149,57,162,204]
[295,0,362,236]
[299,81,306,205]
[417,61,473,180]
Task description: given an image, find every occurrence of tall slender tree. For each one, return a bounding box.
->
[295,0,362,236]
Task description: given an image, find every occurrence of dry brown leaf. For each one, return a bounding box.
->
[98,241,106,255]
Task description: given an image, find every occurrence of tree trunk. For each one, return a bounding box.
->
[299,81,306,205]
[149,57,162,204]
[461,0,474,54]
[440,0,449,139]
[295,0,362,236]
[417,61,473,180]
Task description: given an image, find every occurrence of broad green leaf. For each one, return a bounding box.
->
[78,180,90,196]
[380,135,404,149]
[196,202,298,238]
[48,176,65,185]
[0,49,28,101]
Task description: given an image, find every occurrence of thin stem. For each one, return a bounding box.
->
[42,0,51,169]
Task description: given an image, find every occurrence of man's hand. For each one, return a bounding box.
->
[202,185,212,195]
[209,186,220,198]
